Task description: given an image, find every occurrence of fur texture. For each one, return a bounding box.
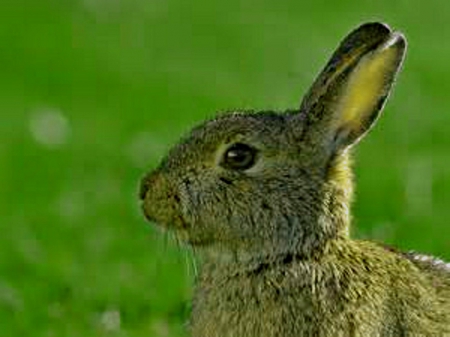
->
[140,22,450,336]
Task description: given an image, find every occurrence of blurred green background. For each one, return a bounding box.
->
[1,0,450,335]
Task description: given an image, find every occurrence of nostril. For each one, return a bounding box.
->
[139,171,163,200]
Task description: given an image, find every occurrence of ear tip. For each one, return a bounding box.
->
[390,31,407,48]
[355,22,407,45]
[358,21,391,31]
[381,31,408,60]
[353,22,392,37]
[340,22,393,53]
[355,22,407,57]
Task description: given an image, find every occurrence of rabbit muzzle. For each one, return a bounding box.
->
[139,170,188,230]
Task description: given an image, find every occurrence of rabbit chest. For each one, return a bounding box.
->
[189,257,399,337]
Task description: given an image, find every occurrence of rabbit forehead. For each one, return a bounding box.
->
[200,110,289,141]
[163,111,293,169]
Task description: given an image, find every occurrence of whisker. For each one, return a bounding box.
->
[185,246,198,279]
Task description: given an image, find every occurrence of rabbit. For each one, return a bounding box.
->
[139,22,450,336]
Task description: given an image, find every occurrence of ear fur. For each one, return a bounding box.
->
[299,22,406,150]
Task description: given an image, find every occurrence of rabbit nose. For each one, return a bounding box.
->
[139,171,158,200]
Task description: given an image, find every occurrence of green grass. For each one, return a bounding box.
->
[1,0,450,335]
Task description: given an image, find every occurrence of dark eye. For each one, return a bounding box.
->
[222,143,257,171]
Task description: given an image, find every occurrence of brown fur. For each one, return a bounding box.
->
[140,22,450,336]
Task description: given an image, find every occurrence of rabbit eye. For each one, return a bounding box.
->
[222,143,257,171]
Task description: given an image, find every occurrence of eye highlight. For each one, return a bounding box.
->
[221,143,257,171]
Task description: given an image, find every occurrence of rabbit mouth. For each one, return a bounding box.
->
[141,199,217,246]
[141,199,189,231]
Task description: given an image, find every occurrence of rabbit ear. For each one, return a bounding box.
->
[299,22,406,150]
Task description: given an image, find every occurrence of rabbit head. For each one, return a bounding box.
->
[140,23,406,260]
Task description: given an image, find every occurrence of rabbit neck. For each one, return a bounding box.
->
[196,236,348,271]
[195,237,351,283]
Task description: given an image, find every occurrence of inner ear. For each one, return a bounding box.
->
[331,37,405,147]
